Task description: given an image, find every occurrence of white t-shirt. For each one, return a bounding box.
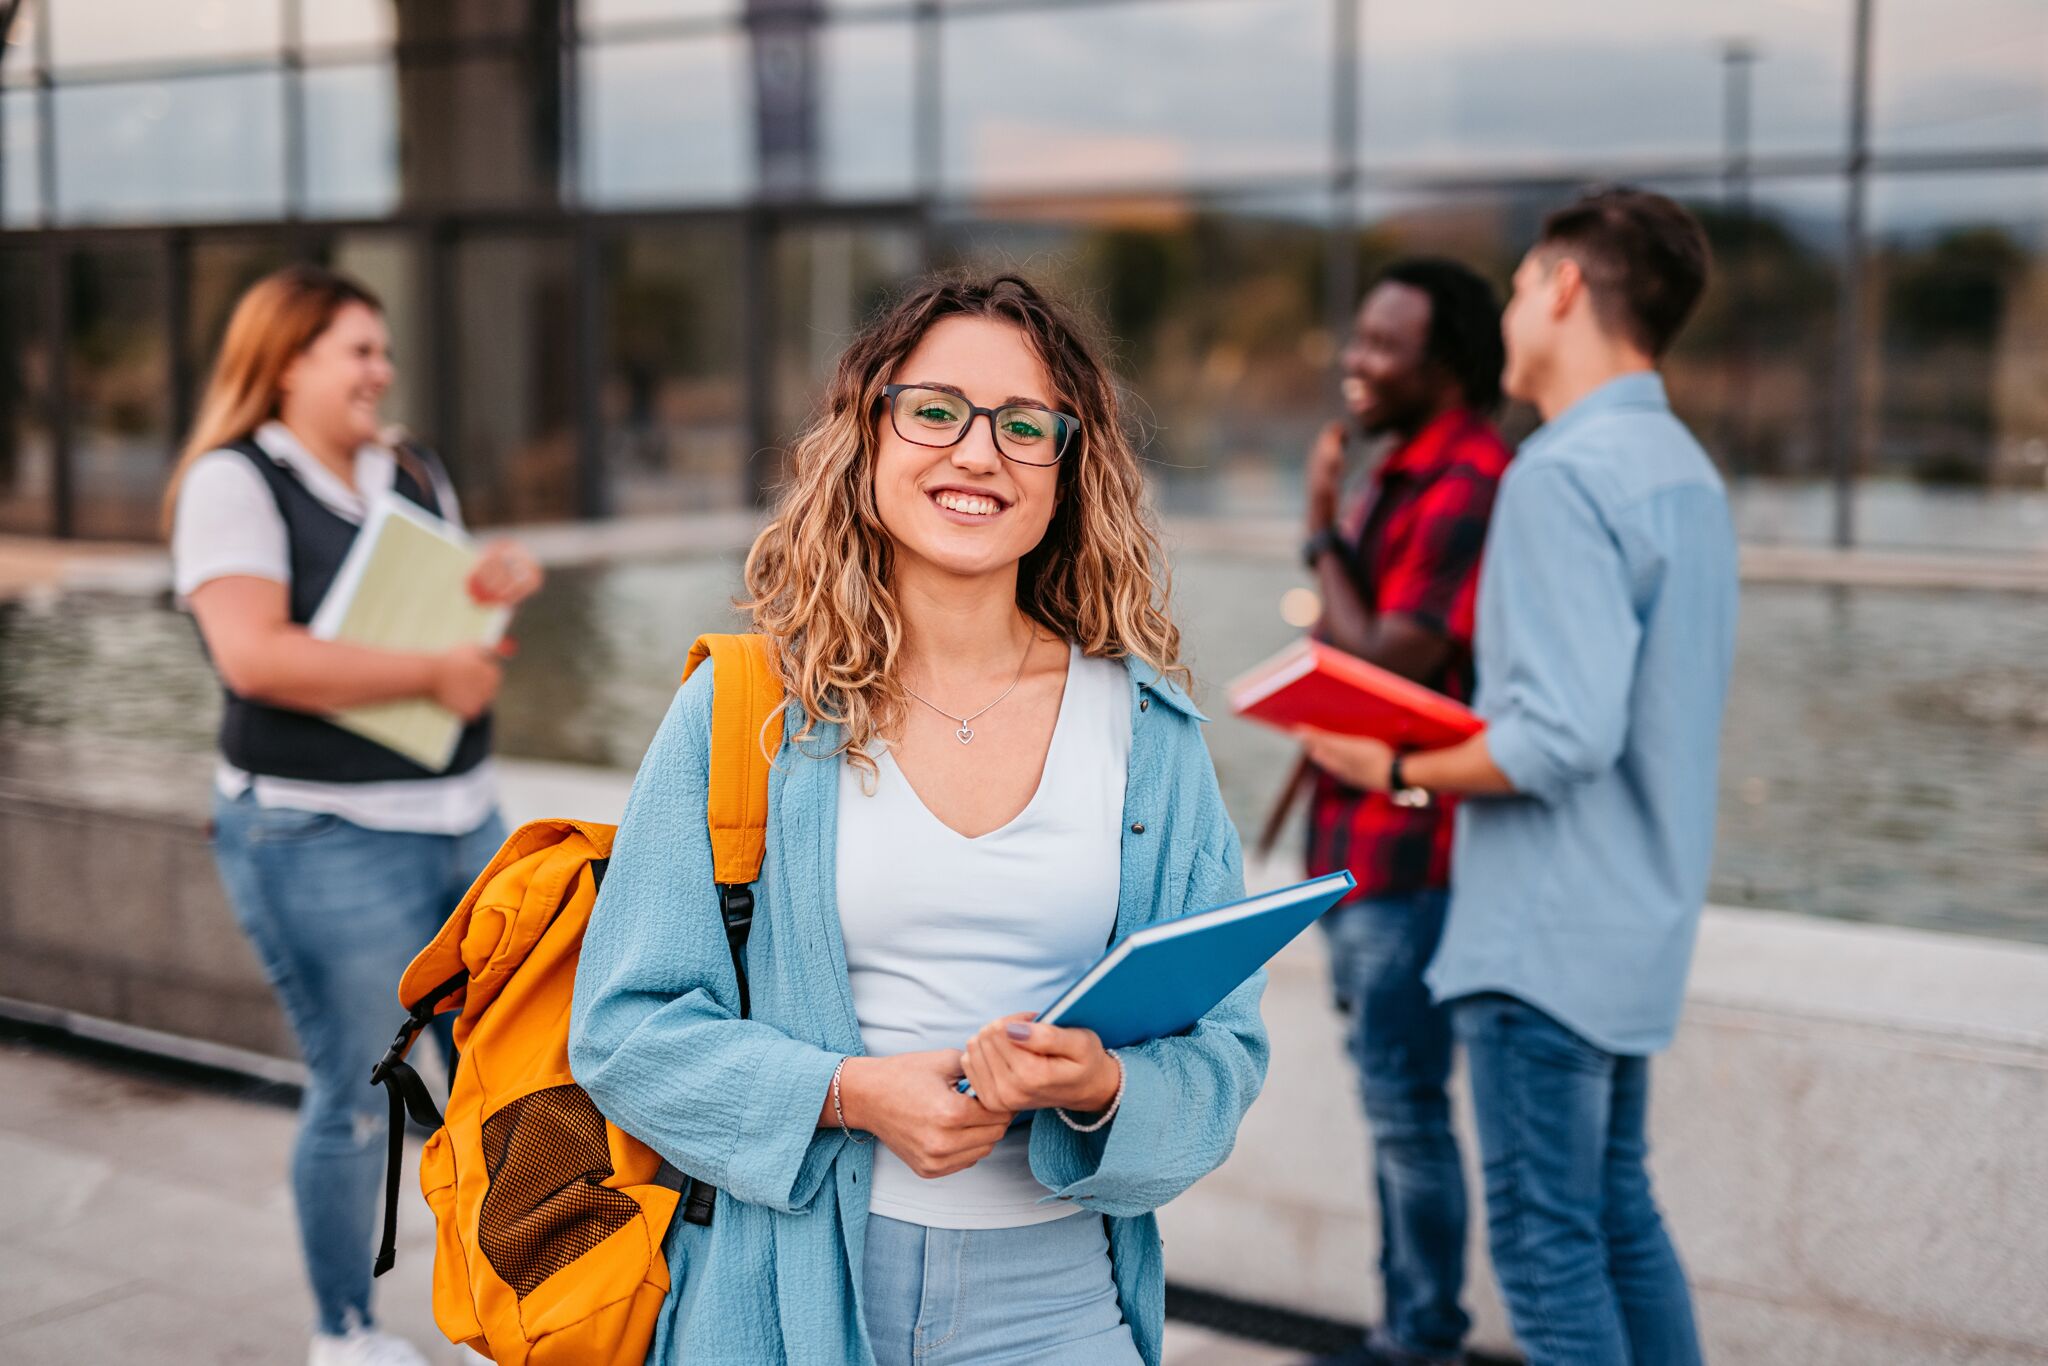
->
[170,420,498,835]
[835,643,1131,1229]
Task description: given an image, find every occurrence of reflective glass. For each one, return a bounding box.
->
[0,249,54,534]
[49,0,279,69]
[819,19,916,199]
[54,74,286,223]
[601,225,747,513]
[582,0,740,31]
[327,232,429,437]
[67,246,172,540]
[450,234,577,524]
[3,89,39,226]
[940,0,1333,193]
[1868,172,2048,511]
[1872,0,2047,152]
[1360,0,1850,170]
[302,62,400,217]
[301,0,397,50]
[581,37,751,205]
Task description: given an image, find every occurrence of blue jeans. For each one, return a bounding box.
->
[211,790,506,1335]
[862,1213,1141,1366]
[1453,994,1702,1366]
[1320,890,1469,1359]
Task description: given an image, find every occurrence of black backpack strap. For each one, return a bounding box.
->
[678,882,758,1228]
[368,967,468,1278]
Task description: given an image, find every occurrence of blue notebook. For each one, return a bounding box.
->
[957,870,1355,1092]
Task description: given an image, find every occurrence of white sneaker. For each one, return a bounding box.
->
[307,1324,433,1366]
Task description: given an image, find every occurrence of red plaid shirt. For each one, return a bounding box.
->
[1306,409,1511,900]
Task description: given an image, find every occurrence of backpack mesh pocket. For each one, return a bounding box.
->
[478,1084,639,1298]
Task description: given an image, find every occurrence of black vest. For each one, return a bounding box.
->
[212,439,494,783]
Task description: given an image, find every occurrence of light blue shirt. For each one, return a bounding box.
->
[1428,372,1739,1055]
[569,654,1267,1365]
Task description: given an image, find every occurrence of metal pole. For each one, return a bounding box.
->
[1832,0,1873,549]
[1721,39,1756,476]
[1325,0,1361,340]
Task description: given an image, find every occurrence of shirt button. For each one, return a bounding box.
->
[1139,697,1150,712]
[1130,822,1146,834]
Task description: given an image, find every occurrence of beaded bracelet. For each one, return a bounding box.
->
[1056,1050,1125,1134]
[831,1057,871,1143]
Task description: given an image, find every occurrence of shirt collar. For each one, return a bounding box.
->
[1530,371,1670,449]
[1123,656,1208,722]
[253,420,391,522]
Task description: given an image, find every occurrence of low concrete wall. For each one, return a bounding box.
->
[1165,881,2048,1363]
[3,740,2044,1362]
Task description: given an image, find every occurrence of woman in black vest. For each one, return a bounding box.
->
[165,265,541,1366]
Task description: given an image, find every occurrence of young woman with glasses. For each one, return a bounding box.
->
[569,274,1267,1365]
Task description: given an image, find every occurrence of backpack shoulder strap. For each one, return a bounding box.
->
[682,632,785,890]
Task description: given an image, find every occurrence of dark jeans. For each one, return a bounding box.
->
[1321,889,1469,1359]
[1453,993,1702,1366]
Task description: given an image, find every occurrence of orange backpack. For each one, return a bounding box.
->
[368,632,785,1365]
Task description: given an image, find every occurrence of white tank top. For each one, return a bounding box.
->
[835,643,1131,1228]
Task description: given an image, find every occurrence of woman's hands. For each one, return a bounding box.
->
[467,539,544,607]
[831,1050,1015,1179]
[432,641,511,720]
[961,1014,1120,1118]
[1297,727,1396,792]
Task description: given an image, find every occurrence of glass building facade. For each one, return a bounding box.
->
[0,0,2042,542]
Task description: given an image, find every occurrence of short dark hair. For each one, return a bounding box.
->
[1536,187,1711,358]
[1372,257,1506,415]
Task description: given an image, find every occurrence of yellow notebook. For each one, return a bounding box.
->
[308,495,511,772]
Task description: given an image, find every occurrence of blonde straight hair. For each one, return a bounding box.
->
[160,264,383,535]
[741,273,1187,777]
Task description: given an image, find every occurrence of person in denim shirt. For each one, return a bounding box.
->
[1303,189,1737,1366]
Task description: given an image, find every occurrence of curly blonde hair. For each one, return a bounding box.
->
[742,273,1186,772]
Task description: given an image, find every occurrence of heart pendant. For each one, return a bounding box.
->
[955,727,975,745]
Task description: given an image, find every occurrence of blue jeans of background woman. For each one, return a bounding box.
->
[862,1212,1142,1365]
[211,790,505,1336]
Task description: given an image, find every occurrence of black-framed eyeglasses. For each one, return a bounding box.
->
[879,383,1078,467]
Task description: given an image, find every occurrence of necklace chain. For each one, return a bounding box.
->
[900,628,1035,744]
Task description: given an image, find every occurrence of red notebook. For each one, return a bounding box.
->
[1227,638,1484,750]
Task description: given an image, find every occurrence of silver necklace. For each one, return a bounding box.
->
[900,629,1035,745]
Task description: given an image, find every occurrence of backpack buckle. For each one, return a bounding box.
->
[716,883,754,934]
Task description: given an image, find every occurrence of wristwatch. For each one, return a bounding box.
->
[1302,525,1347,569]
[1388,754,1433,809]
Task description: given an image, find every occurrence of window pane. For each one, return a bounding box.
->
[55,74,285,224]
[769,222,920,448]
[302,0,396,51]
[1873,0,2047,152]
[50,0,280,69]
[395,56,562,209]
[4,89,39,226]
[68,246,171,540]
[582,37,751,205]
[2,0,38,85]
[1867,172,2048,546]
[184,237,291,393]
[940,200,1328,517]
[303,63,399,217]
[602,225,747,513]
[0,250,55,534]
[820,19,915,199]
[450,235,577,525]
[1361,0,1850,171]
[583,0,740,31]
[941,0,1333,194]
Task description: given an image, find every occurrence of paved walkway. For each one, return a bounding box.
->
[0,1035,1297,1366]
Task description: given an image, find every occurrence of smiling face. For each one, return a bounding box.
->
[872,314,1065,587]
[278,300,394,453]
[1339,280,1442,437]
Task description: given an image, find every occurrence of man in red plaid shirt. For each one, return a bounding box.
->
[1297,258,1512,1366]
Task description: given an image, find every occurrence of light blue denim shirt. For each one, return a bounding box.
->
[1427,373,1739,1055]
[569,654,1267,1365]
